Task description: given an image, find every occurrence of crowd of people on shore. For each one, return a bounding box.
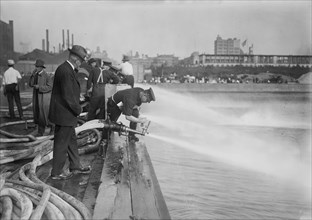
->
[1,44,156,180]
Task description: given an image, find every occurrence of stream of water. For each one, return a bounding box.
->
[135,85,311,219]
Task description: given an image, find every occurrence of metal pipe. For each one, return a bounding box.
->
[103,122,145,136]
[75,119,147,136]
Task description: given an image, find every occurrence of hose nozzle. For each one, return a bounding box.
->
[103,122,145,136]
[75,119,149,136]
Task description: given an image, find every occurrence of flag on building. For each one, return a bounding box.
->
[242,39,247,47]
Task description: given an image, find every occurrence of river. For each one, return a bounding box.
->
[139,84,311,220]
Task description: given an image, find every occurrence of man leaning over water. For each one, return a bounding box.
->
[102,87,155,149]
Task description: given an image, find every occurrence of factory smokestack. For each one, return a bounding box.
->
[46,29,49,53]
[67,29,70,49]
[62,29,65,52]
[42,39,45,51]
[71,34,74,47]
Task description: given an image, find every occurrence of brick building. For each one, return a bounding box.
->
[0,20,14,66]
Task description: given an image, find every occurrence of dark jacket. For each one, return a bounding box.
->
[112,87,143,116]
[87,67,120,92]
[29,69,53,125]
[49,61,81,126]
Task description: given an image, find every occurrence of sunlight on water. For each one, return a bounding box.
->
[141,86,311,192]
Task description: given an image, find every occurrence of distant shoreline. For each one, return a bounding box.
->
[153,83,312,93]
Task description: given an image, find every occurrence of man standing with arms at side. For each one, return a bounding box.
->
[29,59,54,136]
[49,45,91,180]
[118,55,134,88]
[2,59,24,119]
[86,59,120,120]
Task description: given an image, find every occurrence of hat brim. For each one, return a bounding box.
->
[35,65,45,68]
[69,48,85,61]
[146,88,156,101]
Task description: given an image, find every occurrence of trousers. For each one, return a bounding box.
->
[103,98,139,139]
[51,125,81,175]
[5,83,23,118]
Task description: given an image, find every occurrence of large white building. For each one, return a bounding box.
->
[214,35,242,55]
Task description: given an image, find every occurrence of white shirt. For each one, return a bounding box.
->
[67,60,75,70]
[119,61,133,75]
[3,67,22,85]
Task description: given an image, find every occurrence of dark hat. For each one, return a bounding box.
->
[122,55,130,62]
[69,45,88,61]
[144,87,156,102]
[88,58,97,65]
[103,59,112,66]
[95,58,102,67]
[35,59,45,68]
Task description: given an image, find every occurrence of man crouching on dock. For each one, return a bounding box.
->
[106,87,156,142]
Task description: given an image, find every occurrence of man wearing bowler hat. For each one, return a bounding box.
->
[49,45,91,180]
[29,59,54,136]
[104,87,156,145]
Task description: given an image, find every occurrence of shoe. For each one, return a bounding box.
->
[51,172,73,180]
[128,135,139,142]
[98,140,107,157]
[70,166,92,174]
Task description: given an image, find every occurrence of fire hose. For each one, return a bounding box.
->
[0,121,101,165]
[1,148,92,220]
[0,117,151,219]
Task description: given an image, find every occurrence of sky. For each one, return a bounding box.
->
[1,0,311,61]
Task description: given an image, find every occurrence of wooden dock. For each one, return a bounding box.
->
[1,86,171,220]
[93,133,171,220]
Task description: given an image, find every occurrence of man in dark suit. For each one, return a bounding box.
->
[86,59,120,120]
[49,45,91,180]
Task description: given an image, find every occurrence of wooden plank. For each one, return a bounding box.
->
[82,155,104,215]
[92,157,117,219]
[92,133,132,219]
[93,132,171,220]
[128,142,171,220]
[110,135,132,219]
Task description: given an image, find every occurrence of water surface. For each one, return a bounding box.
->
[139,85,311,219]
